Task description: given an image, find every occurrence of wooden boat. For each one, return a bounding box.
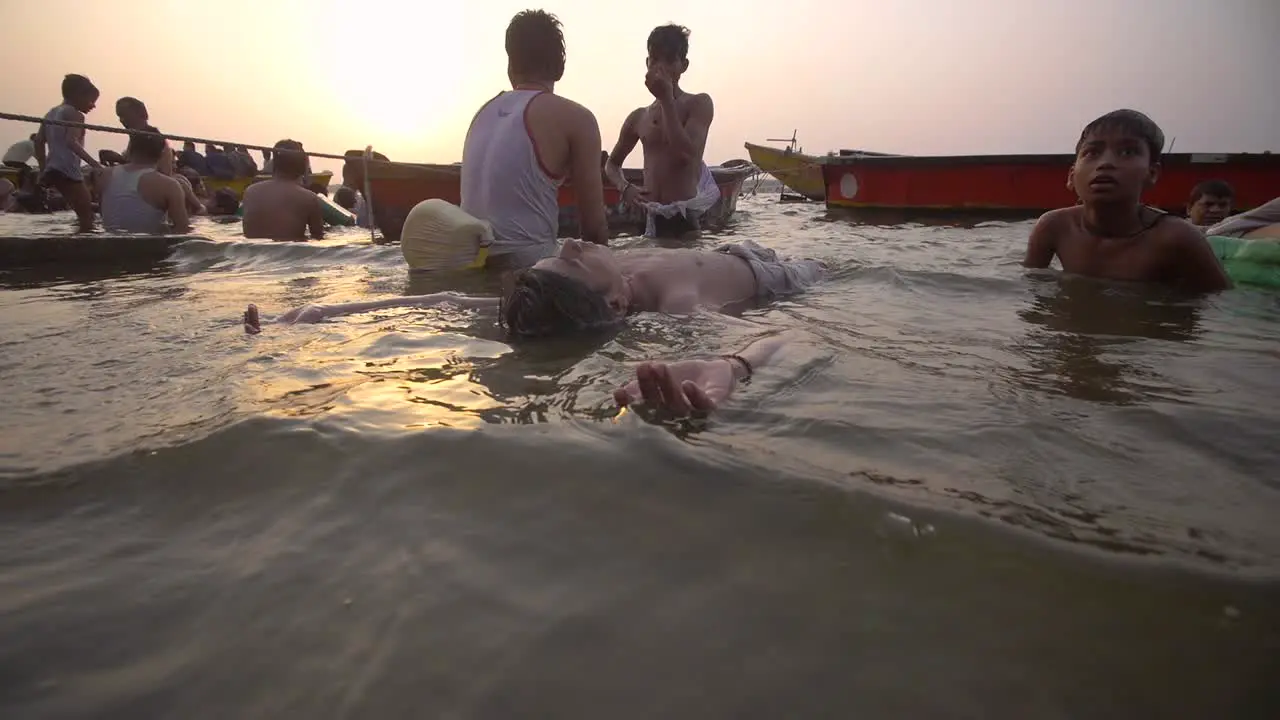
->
[822,152,1280,214]
[355,159,756,243]
[203,171,334,199]
[744,134,826,201]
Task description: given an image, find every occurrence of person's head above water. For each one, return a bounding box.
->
[647,24,691,80]
[500,239,630,338]
[1069,109,1164,206]
[505,10,565,87]
[115,97,148,130]
[333,186,358,210]
[271,139,308,179]
[1187,179,1235,226]
[61,74,99,113]
[125,126,166,165]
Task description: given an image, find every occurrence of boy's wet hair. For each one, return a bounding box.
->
[506,10,566,82]
[117,96,147,117]
[333,186,358,210]
[61,74,98,101]
[1189,179,1234,203]
[1075,109,1165,163]
[271,139,308,178]
[499,268,620,339]
[648,23,691,62]
[125,125,166,163]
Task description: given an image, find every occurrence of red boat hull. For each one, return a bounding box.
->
[821,153,1280,214]
[353,160,754,243]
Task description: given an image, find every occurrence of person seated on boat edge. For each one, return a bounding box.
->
[204,143,236,180]
[228,145,259,178]
[240,139,323,241]
[246,236,823,344]
[94,128,191,235]
[178,141,209,176]
[1186,179,1234,228]
[34,73,103,232]
[1022,109,1230,293]
[1205,196,1280,240]
[455,9,609,270]
[604,24,716,241]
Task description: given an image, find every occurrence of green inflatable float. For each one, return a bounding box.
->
[1207,235,1280,289]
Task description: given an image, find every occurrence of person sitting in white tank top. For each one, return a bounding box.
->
[94,129,190,234]
[456,10,611,270]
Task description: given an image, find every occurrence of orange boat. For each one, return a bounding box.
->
[349,159,756,243]
[822,152,1280,214]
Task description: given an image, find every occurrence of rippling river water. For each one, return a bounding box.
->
[1,197,1278,718]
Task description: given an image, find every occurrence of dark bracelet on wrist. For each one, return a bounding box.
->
[724,353,753,381]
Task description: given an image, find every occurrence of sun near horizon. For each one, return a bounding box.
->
[0,0,1276,174]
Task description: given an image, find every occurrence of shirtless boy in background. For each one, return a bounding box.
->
[605,24,715,239]
[1022,109,1230,293]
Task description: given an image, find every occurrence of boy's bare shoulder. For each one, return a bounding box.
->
[1037,206,1083,227]
[1152,213,1209,247]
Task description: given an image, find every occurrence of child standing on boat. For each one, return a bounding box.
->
[34,74,102,232]
[1022,109,1230,292]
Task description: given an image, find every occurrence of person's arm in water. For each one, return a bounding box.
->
[307,194,325,240]
[605,109,646,206]
[613,333,792,416]
[1170,222,1232,292]
[1022,209,1062,268]
[165,177,191,234]
[175,174,206,215]
[243,293,500,334]
[570,106,610,245]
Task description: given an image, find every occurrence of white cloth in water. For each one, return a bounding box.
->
[715,238,825,300]
[400,199,493,271]
[641,163,721,238]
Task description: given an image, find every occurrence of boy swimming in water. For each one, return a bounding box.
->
[33,74,103,232]
[1022,109,1230,292]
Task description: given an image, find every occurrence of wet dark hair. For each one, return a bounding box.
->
[648,23,691,62]
[116,96,147,117]
[125,126,166,163]
[1075,109,1165,164]
[211,188,240,215]
[333,186,357,210]
[505,10,565,82]
[61,74,98,101]
[499,268,619,339]
[272,138,307,178]
[1189,179,1234,203]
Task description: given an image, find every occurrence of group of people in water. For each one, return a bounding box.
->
[0,77,330,236]
[4,9,1280,416]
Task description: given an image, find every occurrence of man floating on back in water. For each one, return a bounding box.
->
[604,24,716,240]
[243,238,824,413]
[1022,109,1230,292]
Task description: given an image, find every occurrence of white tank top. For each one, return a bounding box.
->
[460,90,563,265]
[42,104,84,180]
[101,167,167,234]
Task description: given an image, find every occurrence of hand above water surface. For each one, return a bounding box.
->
[614,358,740,416]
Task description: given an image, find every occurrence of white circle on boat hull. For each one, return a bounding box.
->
[839,173,859,199]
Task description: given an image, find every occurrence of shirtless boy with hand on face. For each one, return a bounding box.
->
[1023,109,1230,293]
[604,24,715,240]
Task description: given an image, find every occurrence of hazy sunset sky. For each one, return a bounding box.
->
[1,0,1276,174]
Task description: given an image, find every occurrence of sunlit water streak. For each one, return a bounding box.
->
[1,198,1277,718]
